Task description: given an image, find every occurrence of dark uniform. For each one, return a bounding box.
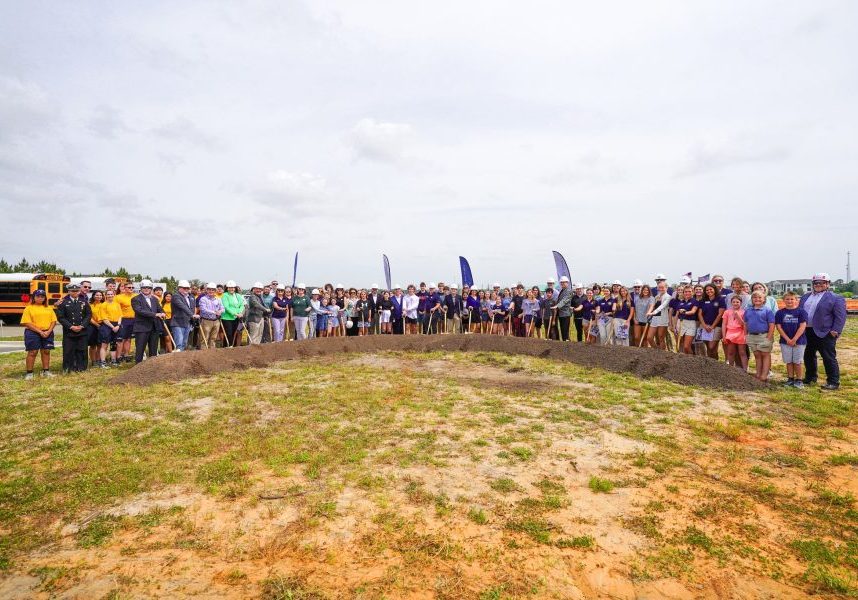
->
[55,287,92,372]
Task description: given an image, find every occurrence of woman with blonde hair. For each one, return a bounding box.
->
[611,286,634,346]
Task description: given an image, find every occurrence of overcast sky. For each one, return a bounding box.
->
[1,1,856,287]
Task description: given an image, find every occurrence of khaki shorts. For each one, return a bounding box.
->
[747,333,773,353]
[679,320,698,337]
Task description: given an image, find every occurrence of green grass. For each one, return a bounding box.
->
[0,331,856,596]
[588,476,614,494]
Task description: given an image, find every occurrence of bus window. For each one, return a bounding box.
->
[37,282,47,291]
[49,283,61,294]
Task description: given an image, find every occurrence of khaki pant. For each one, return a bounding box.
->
[200,319,220,348]
[247,320,264,344]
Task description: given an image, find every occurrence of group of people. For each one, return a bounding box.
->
[19,272,846,390]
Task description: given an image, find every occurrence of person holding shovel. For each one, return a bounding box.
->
[246,282,271,344]
[130,280,166,363]
[198,283,224,348]
[221,280,245,347]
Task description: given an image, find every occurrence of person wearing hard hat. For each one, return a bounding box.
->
[571,283,585,342]
[799,273,846,390]
[170,280,197,351]
[291,284,311,340]
[221,280,245,347]
[131,280,167,363]
[425,283,442,334]
[197,283,224,348]
[246,282,272,344]
[545,277,556,298]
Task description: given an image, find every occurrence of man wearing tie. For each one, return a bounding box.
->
[131,279,167,363]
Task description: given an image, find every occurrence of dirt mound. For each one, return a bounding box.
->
[114,335,763,391]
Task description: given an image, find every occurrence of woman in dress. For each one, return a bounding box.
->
[722,295,748,370]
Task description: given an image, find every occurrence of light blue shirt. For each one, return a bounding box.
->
[803,291,825,322]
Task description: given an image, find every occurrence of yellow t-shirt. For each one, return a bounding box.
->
[90,302,103,324]
[163,302,172,319]
[21,304,58,331]
[100,301,122,323]
[116,293,136,318]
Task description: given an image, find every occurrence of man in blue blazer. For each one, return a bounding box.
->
[132,280,167,363]
[170,279,198,351]
[799,273,846,390]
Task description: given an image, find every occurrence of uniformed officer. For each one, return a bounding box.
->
[55,283,92,372]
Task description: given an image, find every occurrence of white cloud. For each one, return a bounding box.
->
[347,118,414,164]
[87,105,131,139]
[0,77,57,140]
[151,116,219,148]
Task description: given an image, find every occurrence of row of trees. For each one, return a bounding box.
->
[0,258,178,291]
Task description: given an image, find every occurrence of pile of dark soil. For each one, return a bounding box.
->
[115,335,763,391]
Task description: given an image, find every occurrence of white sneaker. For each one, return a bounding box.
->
[24,372,34,380]
[41,371,55,378]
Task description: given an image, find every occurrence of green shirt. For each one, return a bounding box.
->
[221,292,245,321]
[291,296,310,316]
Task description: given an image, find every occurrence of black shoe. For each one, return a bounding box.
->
[821,384,840,391]
[782,378,795,387]
[802,379,816,386]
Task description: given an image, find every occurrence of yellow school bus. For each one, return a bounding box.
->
[0,273,70,322]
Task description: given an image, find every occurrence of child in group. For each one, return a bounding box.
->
[521,289,540,337]
[490,294,507,335]
[21,289,57,379]
[745,290,775,382]
[326,295,341,337]
[379,291,393,334]
[775,291,808,388]
[722,295,748,370]
[316,295,329,337]
[99,289,123,366]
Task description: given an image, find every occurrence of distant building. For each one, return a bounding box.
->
[767,279,812,295]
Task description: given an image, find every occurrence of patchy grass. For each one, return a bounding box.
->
[0,327,856,598]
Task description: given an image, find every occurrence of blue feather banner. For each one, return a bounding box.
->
[383,254,392,291]
[552,250,571,282]
[291,252,298,288]
[459,256,474,288]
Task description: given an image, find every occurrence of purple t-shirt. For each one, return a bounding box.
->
[775,307,808,345]
[698,297,726,325]
[678,299,699,320]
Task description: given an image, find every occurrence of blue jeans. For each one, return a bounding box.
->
[171,325,191,350]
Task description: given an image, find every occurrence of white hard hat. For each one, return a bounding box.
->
[177,279,190,288]
[252,281,263,289]
[613,279,622,285]
[680,276,691,284]
[451,284,458,289]
[297,282,306,289]
[633,279,643,286]
[394,283,401,289]
[346,320,354,328]
[311,288,320,295]
[654,273,666,280]
[276,285,285,290]
[371,283,379,288]
[812,272,830,282]
[206,282,217,289]
[226,280,237,288]
[493,282,500,287]
[559,276,570,283]
[140,279,153,288]
[574,282,583,289]
[547,277,555,283]
[429,282,437,288]
[336,283,344,289]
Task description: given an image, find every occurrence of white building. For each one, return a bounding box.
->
[767,279,812,295]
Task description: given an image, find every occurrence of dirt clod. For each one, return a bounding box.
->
[115,335,763,390]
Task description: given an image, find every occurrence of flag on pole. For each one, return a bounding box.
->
[383,254,392,291]
[459,256,474,288]
[683,271,692,280]
[552,251,571,282]
[291,252,299,288]
[697,274,710,284]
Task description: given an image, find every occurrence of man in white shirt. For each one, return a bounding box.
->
[403,285,419,335]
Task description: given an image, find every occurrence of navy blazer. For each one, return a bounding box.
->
[131,294,164,334]
[799,290,846,337]
[170,292,196,328]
